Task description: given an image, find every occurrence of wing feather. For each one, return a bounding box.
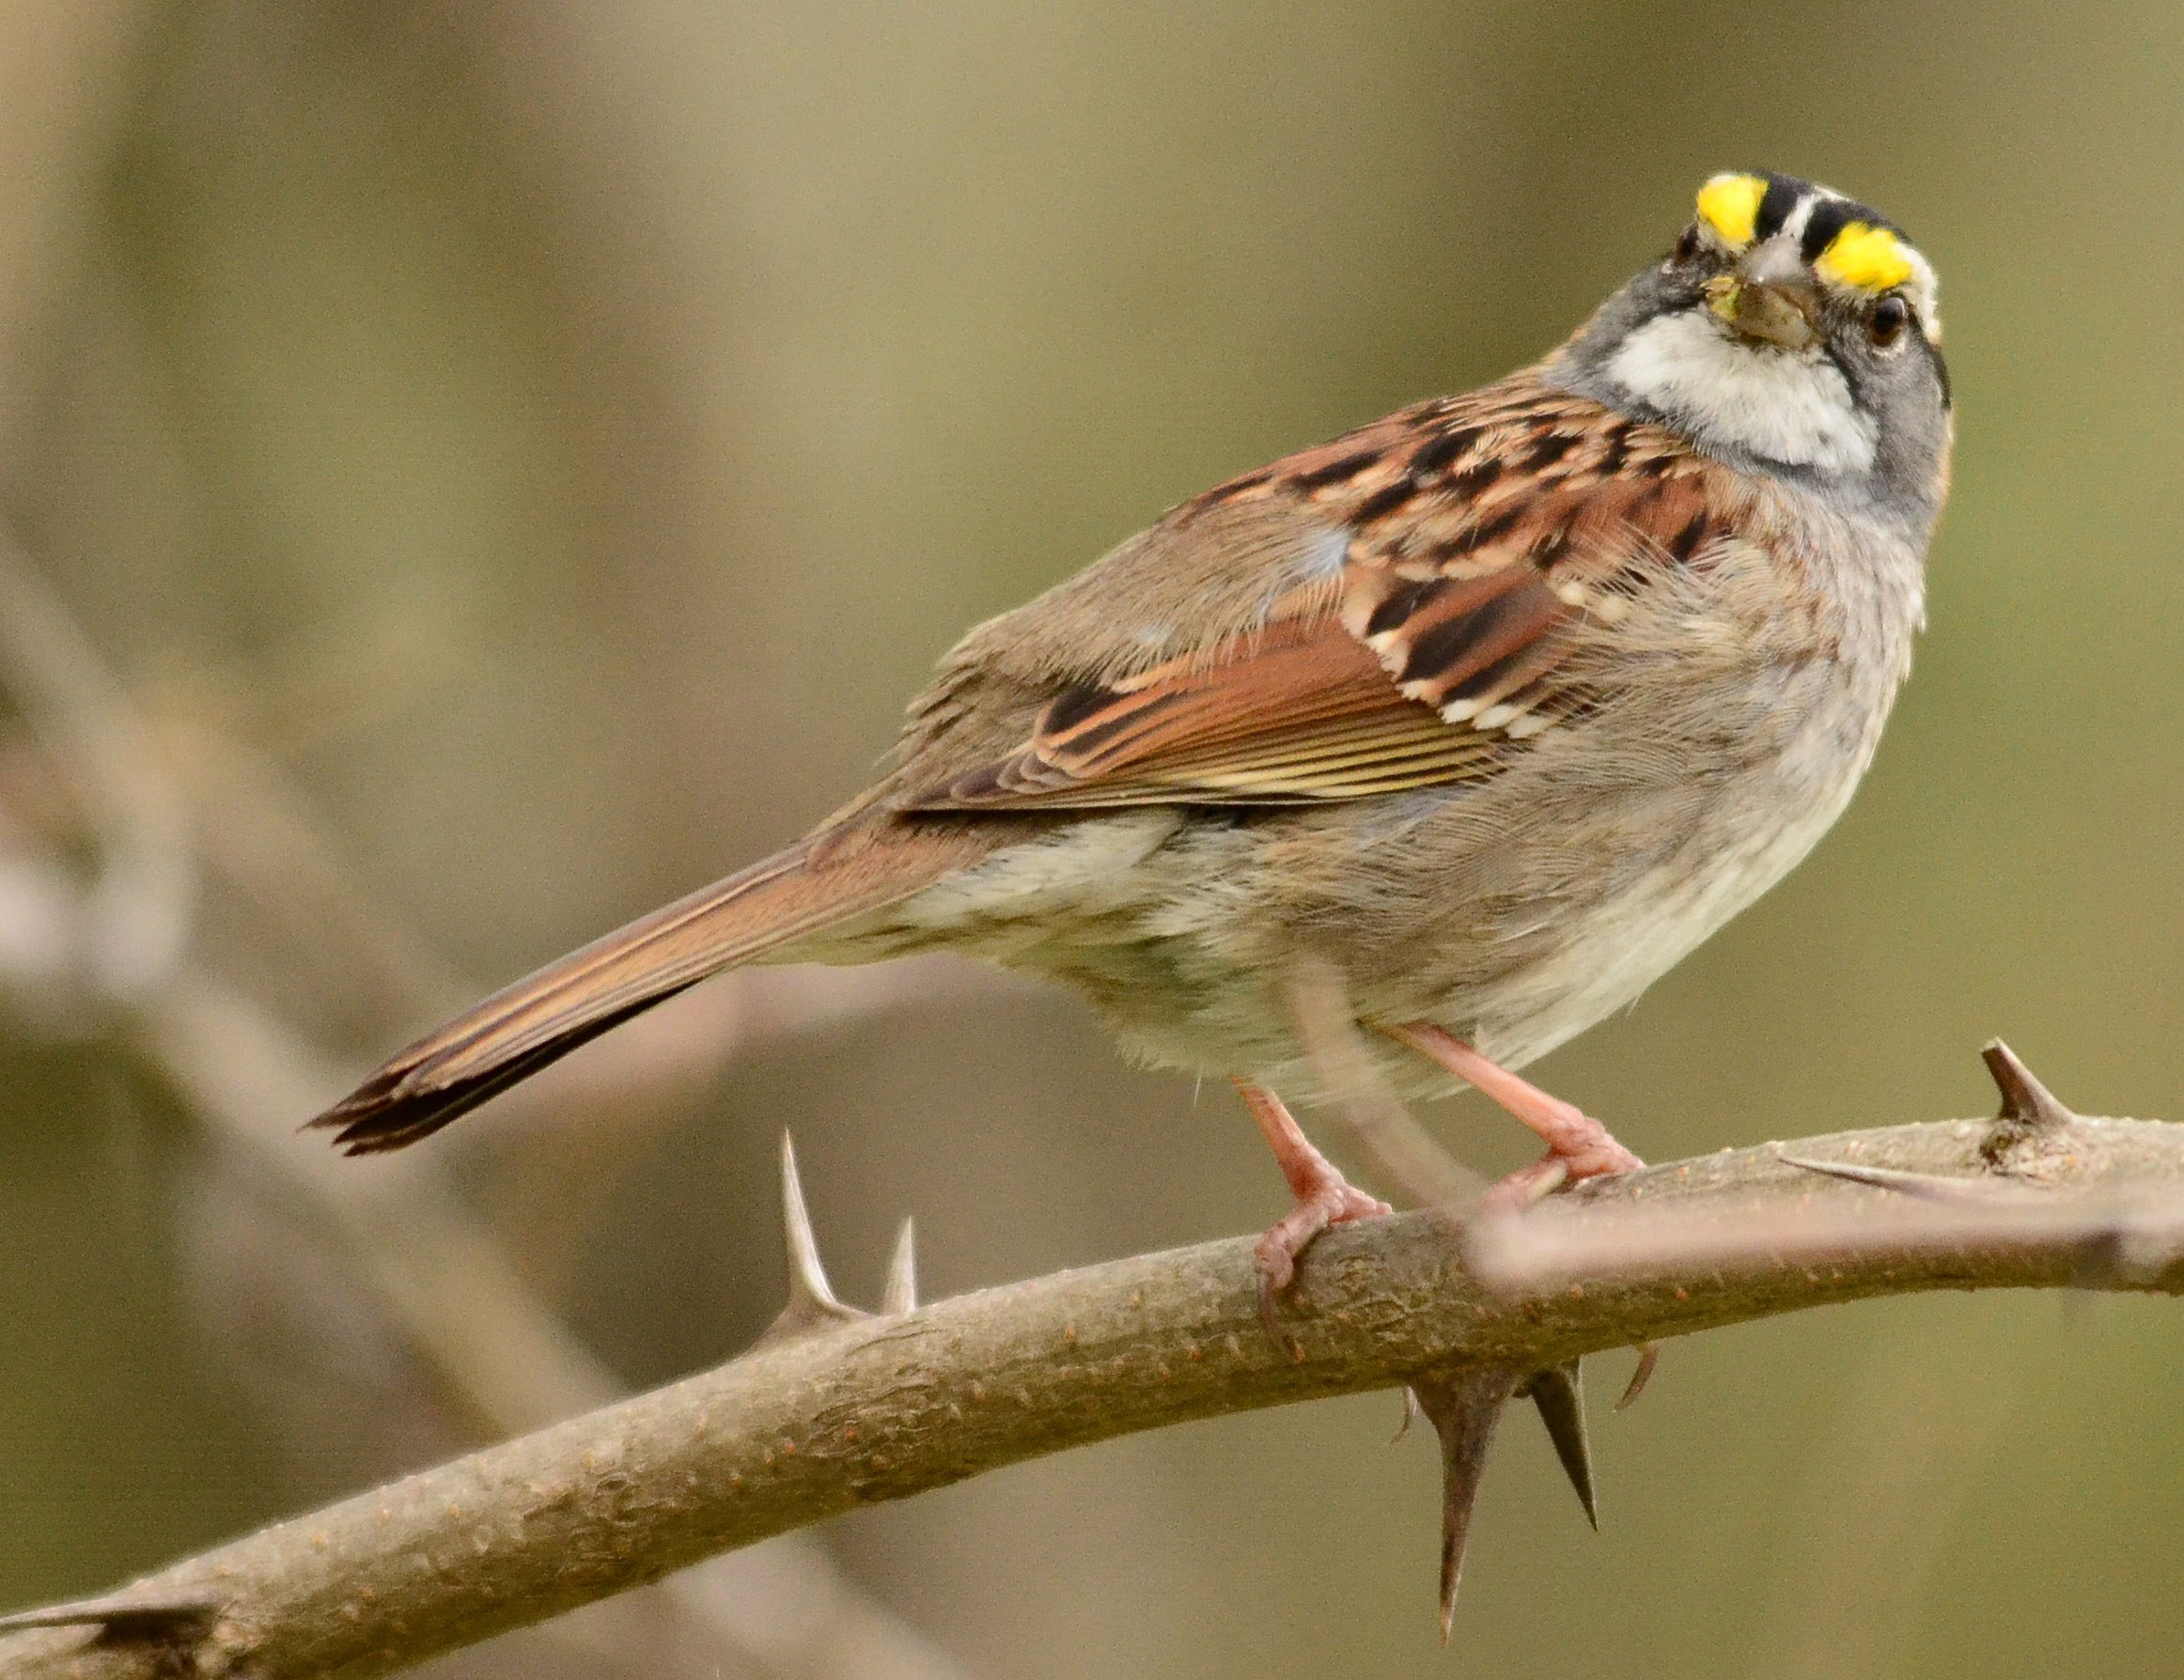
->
[899,371,1743,813]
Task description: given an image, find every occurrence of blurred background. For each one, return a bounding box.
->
[0,3,2179,1677]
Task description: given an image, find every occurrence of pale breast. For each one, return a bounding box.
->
[1454,500,1924,1066]
[1091,497,1921,1097]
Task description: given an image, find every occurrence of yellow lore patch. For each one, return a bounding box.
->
[1694,173,1767,250]
[1815,222,1915,293]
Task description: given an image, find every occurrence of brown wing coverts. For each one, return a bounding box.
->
[919,615,1499,805]
[912,374,1727,811]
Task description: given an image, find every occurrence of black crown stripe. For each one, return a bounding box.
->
[1799,197,1854,264]
[1754,175,1804,241]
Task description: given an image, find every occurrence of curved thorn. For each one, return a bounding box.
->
[1615,1343,1660,1411]
[1982,1040,2074,1132]
[1411,1365,1519,1643]
[1521,1359,1598,1530]
[882,1217,918,1314]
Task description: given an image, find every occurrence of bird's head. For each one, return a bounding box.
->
[1556,171,1951,526]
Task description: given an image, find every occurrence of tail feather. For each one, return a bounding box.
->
[310,820,989,1153]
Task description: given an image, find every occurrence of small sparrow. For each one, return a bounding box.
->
[317,172,1949,1304]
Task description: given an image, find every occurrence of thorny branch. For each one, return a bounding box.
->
[2,1045,2182,1680]
[3,529,2181,1678]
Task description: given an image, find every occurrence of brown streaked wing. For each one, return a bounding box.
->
[903,373,1738,813]
[907,612,1515,809]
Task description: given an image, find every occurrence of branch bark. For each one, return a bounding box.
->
[5,1100,2182,1680]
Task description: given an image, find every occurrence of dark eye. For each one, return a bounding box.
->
[1868,295,1910,348]
[1673,226,1703,263]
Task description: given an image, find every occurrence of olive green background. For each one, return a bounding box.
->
[1,4,2180,1677]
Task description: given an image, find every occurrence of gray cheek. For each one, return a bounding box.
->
[1847,355,1951,532]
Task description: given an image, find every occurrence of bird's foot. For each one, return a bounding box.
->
[1235,1079,1391,1338]
[1386,1023,1643,1212]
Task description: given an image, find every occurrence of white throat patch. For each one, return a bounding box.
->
[1605,309,1875,474]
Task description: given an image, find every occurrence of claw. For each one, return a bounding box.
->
[1480,1154,1569,1215]
[1410,1365,1520,1642]
[757,1132,867,1345]
[1239,1080,1390,1347]
[1520,1359,1597,1530]
[1615,1344,1661,1411]
[1392,1384,1421,1444]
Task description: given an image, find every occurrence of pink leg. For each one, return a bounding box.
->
[1386,1023,1644,1212]
[1236,1078,1390,1329]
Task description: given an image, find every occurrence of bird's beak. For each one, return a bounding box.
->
[1704,244,1820,351]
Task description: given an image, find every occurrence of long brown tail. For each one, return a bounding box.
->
[310,819,991,1154]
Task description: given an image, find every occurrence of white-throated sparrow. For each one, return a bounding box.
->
[317,172,1950,1306]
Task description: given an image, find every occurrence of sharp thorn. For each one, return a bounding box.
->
[779,1132,848,1313]
[758,1132,866,1344]
[882,1216,918,1314]
[0,1595,218,1637]
[1780,1153,1945,1190]
[1411,1365,1519,1643]
[1521,1359,1598,1530]
[1615,1343,1661,1411]
[1981,1039,2075,1138]
[1779,1154,2018,1202]
[1392,1384,1420,1444]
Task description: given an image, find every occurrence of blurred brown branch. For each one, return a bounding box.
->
[3,1097,2182,1680]
[0,524,985,1679]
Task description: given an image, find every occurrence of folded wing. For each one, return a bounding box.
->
[907,377,1724,813]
